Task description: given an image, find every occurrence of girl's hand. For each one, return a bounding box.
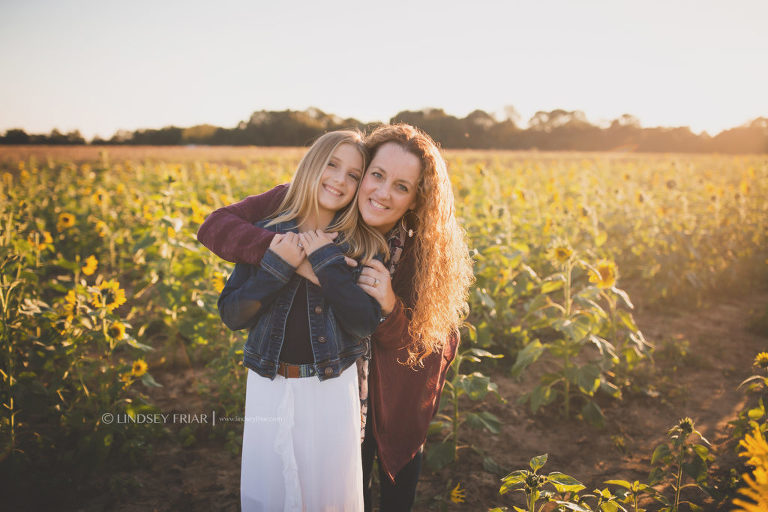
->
[269,232,305,268]
[295,258,320,286]
[357,259,395,315]
[298,230,336,256]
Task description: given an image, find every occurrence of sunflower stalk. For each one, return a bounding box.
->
[648,418,712,511]
[563,257,573,419]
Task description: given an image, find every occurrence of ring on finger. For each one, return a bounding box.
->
[373,278,379,287]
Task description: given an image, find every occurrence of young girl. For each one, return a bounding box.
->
[217,130,388,511]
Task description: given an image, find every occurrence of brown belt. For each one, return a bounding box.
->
[277,361,316,378]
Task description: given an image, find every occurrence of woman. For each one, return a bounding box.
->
[197,123,474,511]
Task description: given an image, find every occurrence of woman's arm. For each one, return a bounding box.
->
[371,298,412,350]
[197,184,288,266]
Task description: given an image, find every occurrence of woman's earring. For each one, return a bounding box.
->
[400,213,415,238]
[407,209,418,237]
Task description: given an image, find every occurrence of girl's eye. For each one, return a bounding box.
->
[328,161,337,168]
[348,173,360,181]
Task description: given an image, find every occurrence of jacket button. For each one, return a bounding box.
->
[314,305,323,314]
[324,367,333,377]
[318,336,327,343]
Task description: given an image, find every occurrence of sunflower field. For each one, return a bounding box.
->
[1,145,767,508]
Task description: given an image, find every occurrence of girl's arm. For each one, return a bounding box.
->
[217,234,303,330]
[197,184,288,266]
[300,231,383,340]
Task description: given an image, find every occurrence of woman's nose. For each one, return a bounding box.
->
[374,184,390,200]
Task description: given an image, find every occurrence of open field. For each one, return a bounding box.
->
[1,145,767,510]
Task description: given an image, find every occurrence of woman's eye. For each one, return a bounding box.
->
[397,184,408,192]
[372,171,382,179]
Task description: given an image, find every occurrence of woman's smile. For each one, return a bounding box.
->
[358,142,420,233]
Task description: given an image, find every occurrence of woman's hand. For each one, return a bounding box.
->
[268,232,305,268]
[357,259,396,315]
[298,229,336,256]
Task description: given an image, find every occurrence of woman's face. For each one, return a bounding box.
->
[357,142,421,234]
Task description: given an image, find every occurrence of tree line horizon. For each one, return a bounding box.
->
[2,107,767,153]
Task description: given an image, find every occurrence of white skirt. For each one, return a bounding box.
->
[241,366,363,512]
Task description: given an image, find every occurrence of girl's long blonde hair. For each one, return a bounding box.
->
[365,124,475,366]
[268,130,388,262]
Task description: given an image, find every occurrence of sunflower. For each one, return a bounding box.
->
[91,189,108,206]
[62,289,78,322]
[130,359,148,377]
[740,425,768,467]
[191,209,206,225]
[754,352,768,370]
[27,231,54,251]
[450,482,466,504]
[213,271,226,293]
[65,289,77,307]
[734,425,768,511]
[107,321,126,340]
[81,255,98,276]
[677,417,694,435]
[550,245,573,266]
[91,279,127,312]
[95,220,108,238]
[589,260,617,289]
[57,212,76,231]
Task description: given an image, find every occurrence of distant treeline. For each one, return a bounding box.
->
[2,107,767,153]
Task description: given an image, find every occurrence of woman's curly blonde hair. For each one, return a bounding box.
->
[365,124,475,366]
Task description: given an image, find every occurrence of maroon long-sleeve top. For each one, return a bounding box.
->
[196,184,458,482]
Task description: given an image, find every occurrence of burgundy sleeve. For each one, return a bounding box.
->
[196,184,289,266]
[372,298,413,350]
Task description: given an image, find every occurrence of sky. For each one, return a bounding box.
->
[1,0,767,140]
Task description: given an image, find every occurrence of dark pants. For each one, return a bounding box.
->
[361,416,423,512]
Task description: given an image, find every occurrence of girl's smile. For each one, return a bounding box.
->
[317,143,363,218]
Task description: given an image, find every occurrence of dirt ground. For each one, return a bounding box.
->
[69,290,767,511]
[416,290,768,510]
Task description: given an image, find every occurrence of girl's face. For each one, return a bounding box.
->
[317,143,364,215]
[357,142,421,234]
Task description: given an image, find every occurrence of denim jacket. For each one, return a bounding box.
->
[217,217,383,381]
